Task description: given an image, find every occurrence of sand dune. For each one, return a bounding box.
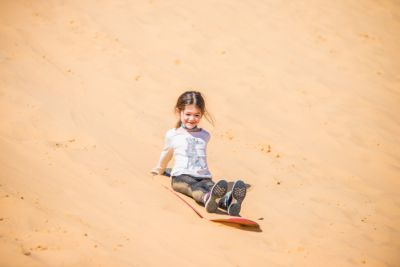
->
[1,1,399,266]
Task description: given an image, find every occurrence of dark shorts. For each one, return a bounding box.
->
[171,174,214,204]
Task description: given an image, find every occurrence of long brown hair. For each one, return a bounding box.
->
[174,91,214,128]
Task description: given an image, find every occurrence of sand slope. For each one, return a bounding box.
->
[1,1,399,266]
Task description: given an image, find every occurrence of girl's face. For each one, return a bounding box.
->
[179,104,203,129]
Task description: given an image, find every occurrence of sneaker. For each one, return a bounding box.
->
[227,180,247,216]
[218,191,232,210]
[205,180,228,213]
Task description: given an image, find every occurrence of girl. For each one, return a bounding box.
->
[151,91,247,216]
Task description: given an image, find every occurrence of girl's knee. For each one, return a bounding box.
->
[171,180,192,195]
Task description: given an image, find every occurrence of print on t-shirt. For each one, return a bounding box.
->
[186,137,206,170]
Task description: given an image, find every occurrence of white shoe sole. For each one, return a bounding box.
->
[205,180,228,213]
[227,180,247,216]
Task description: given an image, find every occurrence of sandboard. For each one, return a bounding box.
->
[155,174,261,229]
[210,217,260,227]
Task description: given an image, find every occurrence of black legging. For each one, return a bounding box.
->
[171,174,214,204]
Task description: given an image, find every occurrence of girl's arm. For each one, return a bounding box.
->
[151,131,174,175]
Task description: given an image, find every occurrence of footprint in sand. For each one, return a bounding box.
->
[254,144,283,159]
[51,139,76,149]
[50,139,95,151]
[359,33,377,41]
[255,144,271,154]
[219,131,235,141]
[21,246,31,256]
[32,245,48,251]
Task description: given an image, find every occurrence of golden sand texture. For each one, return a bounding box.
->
[1,1,399,266]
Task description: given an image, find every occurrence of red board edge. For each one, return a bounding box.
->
[210,218,260,227]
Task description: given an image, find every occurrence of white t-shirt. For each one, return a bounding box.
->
[152,128,212,178]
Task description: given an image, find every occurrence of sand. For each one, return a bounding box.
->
[1,0,399,266]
